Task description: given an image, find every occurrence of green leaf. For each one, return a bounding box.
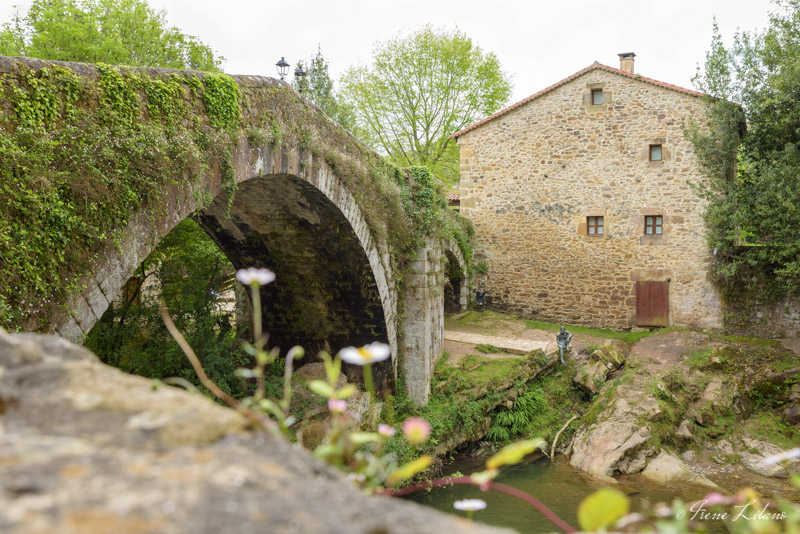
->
[308,380,336,399]
[349,432,380,445]
[577,488,630,532]
[336,384,357,399]
[389,455,433,485]
[486,439,544,470]
[313,444,341,461]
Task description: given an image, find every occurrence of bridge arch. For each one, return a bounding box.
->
[53,139,398,381]
[0,57,473,403]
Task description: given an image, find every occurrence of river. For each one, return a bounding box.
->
[406,455,716,533]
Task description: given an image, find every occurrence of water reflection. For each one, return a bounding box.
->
[406,456,711,534]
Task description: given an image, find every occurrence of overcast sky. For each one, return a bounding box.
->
[1,0,778,103]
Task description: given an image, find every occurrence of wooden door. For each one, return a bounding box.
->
[636,281,669,327]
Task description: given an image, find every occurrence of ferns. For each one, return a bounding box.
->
[487,387,547,443]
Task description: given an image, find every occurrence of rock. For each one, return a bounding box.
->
[570,396,650,478]
[0,330,512,534]
[641,451,719,489]
[301,420,327,449]
[703,355,725,371]
[681,450,696,462]
[677,420,694,440]
[295,362,348,388]
[572,341,626,395]
[741,452,788,478]
[618,447,654,475]
[784,404,800,425]
[717,439,734,454]
[699,376,733,411]
[733,396,755,419]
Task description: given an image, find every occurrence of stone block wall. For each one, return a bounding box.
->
[457,66,723,330]
[401,239,467,404]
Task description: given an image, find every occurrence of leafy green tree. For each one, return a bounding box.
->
[0,0,246,391]
[339,26,512,185]
[0,0,222,71]
[85,219,252,397]
[292,46,355,130]
[689,1,800,300]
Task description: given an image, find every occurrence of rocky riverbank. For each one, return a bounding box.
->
[440,312,800,499]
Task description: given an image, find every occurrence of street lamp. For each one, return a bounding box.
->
[294,63,307,94]
[276,57,290,80]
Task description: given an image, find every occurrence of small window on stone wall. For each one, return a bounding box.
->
[645,215,663,235]
[650,144,663,161]
[591,89,603,105]
[587,216,604,236]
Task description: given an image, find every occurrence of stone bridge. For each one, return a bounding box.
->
[0,57,470,404]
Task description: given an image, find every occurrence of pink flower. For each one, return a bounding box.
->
[328,399,347,413]
[378,424,396,437]
[704,492,727,506]
[402,417,431,445]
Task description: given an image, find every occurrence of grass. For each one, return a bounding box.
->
[744,412,800,450]
[475,344,507,354]
[525,319,667,345]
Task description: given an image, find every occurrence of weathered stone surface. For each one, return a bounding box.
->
[0,56,468,406]
[570,394,652,479]
[573,341,626,394]
[0,330,512,534]
[676,420,694,440]
[641,451,719,489]
[741,453,788,479]
[456,61,723,330]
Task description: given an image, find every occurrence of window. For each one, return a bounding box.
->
[645,215,663,235]
[587,216,604,236]
[591,89,603,105]
[650,144,662,161]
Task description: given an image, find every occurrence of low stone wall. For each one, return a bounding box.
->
[0,329,511,534]
[722,295,800,338]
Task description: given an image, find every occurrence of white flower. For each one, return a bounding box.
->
[764,447,800,465]
[453,499,487,512]
[236,268,276,286]
[338,342,391,366]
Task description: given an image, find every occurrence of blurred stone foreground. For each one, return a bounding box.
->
[0,330,512,534]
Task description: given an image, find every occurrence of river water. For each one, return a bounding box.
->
[406,455,714,533]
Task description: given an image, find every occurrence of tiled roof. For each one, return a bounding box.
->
[446,191,460,202]
[451,63,705,139]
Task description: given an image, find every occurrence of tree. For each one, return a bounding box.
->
[292,46,355,131]
[689,1,800,300]
[0,0,222,71]
[339,26,512,185]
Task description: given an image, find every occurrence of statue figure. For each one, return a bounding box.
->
[556,326,573,364]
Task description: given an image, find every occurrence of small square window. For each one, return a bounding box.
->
[587,216,604,236]
[650,144,662,161]
[645,215,663,235]
[591,89,603,106]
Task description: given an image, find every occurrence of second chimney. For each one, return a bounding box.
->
[618,52,636,74]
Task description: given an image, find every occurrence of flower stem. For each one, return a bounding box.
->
[382,476,576,534]
[363,363,375,403]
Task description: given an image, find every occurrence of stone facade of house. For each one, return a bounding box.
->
[454,58,723,329]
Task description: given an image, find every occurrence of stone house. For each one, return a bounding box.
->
[453,53,723,329]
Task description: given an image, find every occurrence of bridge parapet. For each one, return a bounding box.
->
[0,56,471,403]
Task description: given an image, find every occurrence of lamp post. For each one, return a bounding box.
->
[275,57,290,80]
[294,64,307,94]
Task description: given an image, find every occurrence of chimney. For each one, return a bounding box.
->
[618,52,636,74]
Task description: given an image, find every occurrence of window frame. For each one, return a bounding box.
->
[587,216,604,236]
[644,215,663,236]
[591,89,603,106]
[649,144,663,161]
